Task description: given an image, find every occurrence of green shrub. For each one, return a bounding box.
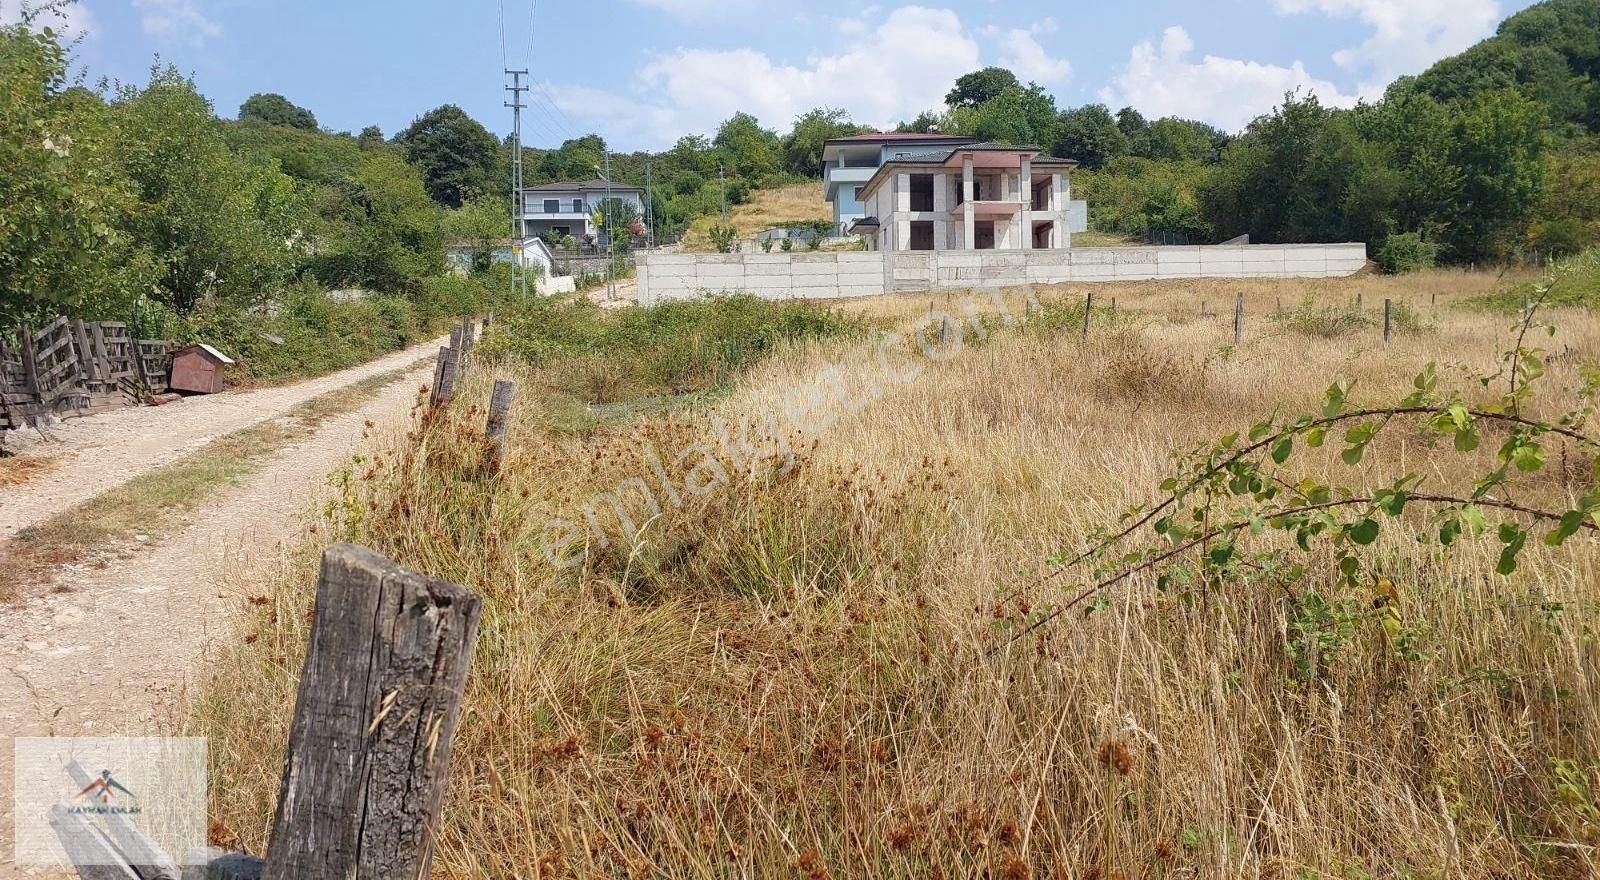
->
[1470,248,1600,313]
[1375,232,1437,274]
[480,293,863,400]
[780,237,794,252]
[759,238,774,253]
[708,225,738,253]
[1269,302,1375,338]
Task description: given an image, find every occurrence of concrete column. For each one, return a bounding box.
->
[895,219,910,253]
[896,173,910,213]
[962,156,975,251]
[1019,157,1033,250]
[934,219,949,250]
[933,172,949,213]
[1052,173,1066,249]
[1063,171,1073,248]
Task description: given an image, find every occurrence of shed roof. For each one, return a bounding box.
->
[177,343,235,364]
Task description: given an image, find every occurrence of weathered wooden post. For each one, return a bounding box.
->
[1233,292,1244,345]
[1200,301,1207,319]
[429,346,460,409]
[261,544,482,880]
[1082,292,1092,338]
[1383,298,1393,345]
[482,380,515,474]
[19,323,41,401]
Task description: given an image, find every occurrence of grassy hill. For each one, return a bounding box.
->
[680,183,833,251]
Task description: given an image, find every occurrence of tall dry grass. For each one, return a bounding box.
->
[195,270,1600,878]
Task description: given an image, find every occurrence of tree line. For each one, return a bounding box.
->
[5,0,1597,352]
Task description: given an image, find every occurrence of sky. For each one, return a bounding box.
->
[3,0,1542,152]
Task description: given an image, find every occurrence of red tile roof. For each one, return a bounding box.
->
[825,132,974,143]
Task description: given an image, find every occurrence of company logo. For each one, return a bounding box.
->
[69,770,141,816]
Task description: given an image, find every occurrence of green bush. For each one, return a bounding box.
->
[480,293,863,400]
[1375,232,1438,274]
[1270,302,1375,338]
[1470,248,1600,313]
[708,224,738,253]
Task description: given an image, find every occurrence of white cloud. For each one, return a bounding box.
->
[554,6,980,150]
[1100,26,1358,132]
[132,0,221,47]
[0,0,94,40]
[997,22,1071,85]
[1276,0,1501,98]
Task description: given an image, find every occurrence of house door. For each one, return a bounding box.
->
[975,221,996,250]
[909,221,935,251]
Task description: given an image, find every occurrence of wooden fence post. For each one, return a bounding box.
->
[19,323,40,398]
[1233,292,1244,345]
[1082,292,1092,338]
[429,346,460,409]
[70,320,98,383]
[482,380,515,474]
[1383,298,1393,345]
[261,544,481,880]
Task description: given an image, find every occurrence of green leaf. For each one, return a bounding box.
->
[1349,518,1380,545]
[1208,542,1234,566]
[1341,444,1366,465]
[1271,436,1293,465]
[1306,426,1326,448]
[1447,403,1469,430]
[1439,518,1461,546]
[1511,442,1545,473]
[1413,363,1438,392]
[1321,381,1350,418]
[1545,510,1585,547]
[1496,545,1520,576]
[1375,489,1408,516]
[1454,428,1479,452]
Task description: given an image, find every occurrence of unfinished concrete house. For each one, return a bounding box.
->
[848,143,1079,251]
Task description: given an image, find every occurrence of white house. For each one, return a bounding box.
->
[821,132,977,234]
[850,143,1081,251]
[518,179,646,242]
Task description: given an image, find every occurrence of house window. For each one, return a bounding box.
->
[572,199,583,213]
[543,199,559,213]
[853,186,864,202]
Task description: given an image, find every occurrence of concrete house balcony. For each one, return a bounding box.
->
[519,211,591,222]
[823,165,874,193]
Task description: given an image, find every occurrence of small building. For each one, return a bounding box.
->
[517,179,646,243]
[822,132,977,235]
[169,343,233,394]
[853,143,1082,251]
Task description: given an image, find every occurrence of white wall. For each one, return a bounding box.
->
[638,244,1369,304]
[638,253,886,305]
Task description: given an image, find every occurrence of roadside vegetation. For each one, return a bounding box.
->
[198,266,1600,878]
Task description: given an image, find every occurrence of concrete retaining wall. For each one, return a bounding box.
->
[638,244,1368,304]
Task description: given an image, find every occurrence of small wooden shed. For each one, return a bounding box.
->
[169,343,234,394]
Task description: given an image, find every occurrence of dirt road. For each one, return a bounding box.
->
[0,336,446,541]
[0,345,441,876]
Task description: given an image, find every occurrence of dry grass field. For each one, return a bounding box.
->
[195,267,1600,878]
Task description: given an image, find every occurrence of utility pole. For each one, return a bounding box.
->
[504,68,529,301]
[644,160,654,250]
[604,149,615,302]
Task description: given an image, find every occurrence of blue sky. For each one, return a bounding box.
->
[8,0,1539,151]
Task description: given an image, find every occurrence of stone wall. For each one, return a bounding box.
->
[638,244,1369,304]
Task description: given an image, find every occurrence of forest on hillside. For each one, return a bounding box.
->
[4,0,1598,361]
